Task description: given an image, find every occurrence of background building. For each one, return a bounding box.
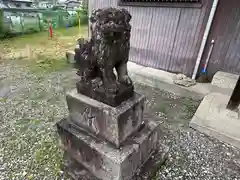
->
[89,0,240,79]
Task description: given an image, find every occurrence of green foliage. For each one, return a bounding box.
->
[80,14,88,25]
[0,8,81,39]
[76,8,88,25]
[0,9,9,38]
[51,6,62,11]
[81,8,88,15]
[0,9,3,33]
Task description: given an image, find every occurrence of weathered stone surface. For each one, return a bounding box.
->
[66,89,145,148]
[211,71,239,90]
[62,152,99,180]
[190,92,240,149]
[62,147,168,180]
[74,8,133,106]
[57,118,161,180]
[76,79,134,107]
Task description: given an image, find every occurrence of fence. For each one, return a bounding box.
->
[0,8,88,38]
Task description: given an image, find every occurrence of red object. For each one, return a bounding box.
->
[49,22,53,38]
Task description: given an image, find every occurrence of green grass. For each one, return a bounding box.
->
[157,104,169,114]
[0,26,88,52]
[0,26,88,73]
[0,97,7,102]
[30,55,71,73]
[56,25,88,36]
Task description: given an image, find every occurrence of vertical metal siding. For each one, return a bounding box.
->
[170,7,204,74]
[222,7,240,74]
[145,8,180,70]
[128,7,154,67]
[89,0,213,76]
[200,0,240,78]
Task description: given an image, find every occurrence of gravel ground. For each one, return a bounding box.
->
[0,61,76,180]
[0,61,240,180]
[136,84,240,180]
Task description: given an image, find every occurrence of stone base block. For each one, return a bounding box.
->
[66,89,145,148]
[76,79,134,107]
[62,148,168,180]
[56,118,161,180]
[190,92,240,149]
[62,152,98,180]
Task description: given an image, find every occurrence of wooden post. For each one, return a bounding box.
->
[78,12,81,35]
[20,13,24,34]
[49,20,53,38]
[227,76,240,110]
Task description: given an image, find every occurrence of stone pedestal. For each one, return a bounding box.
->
[66,89,145,148]
[57,117,160,180]
[57,89,161,180]
[57,7,162,180]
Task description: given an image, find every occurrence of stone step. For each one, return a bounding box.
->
[211,71,239,90]
[56,117,161,180]
[62,147,168,180]
[190,92,240,149]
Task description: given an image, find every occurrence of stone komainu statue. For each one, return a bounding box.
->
[75,8,134,106]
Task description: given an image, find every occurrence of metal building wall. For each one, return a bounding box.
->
[88,0,213,76]
[200,0,240,78]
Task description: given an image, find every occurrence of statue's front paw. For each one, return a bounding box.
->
[120,75,132,85]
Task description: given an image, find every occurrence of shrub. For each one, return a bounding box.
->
[76,8,88,25]
[0,9,3,34]
[80,13,88,25]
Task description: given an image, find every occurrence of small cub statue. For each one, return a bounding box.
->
[75,8,134,106]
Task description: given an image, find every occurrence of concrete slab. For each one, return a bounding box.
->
[128,62,240,99]
[66,89,145,148]
[128,63,211,100]
[190,92,240,149]
[212,71,239,90]
[57,118,161,180]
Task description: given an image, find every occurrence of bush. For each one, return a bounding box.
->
[0,10,12,39]
[81,8,88,15]
[0,9,3,34]
[80,13,88,25]
[76,8,88,25]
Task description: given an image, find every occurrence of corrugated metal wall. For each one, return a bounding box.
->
[88,0,213,76]
[200,0,240,78]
